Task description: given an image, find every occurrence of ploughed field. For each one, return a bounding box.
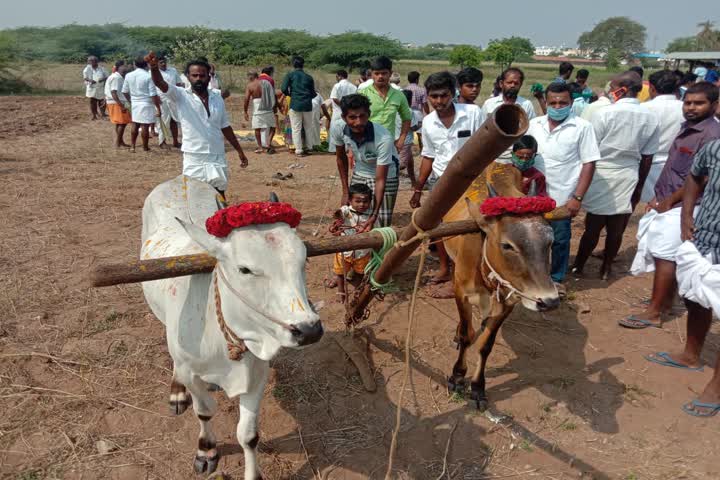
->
[0,95,718,480]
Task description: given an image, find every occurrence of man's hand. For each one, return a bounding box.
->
[244,112,250,122]
[652,197,673,214]
[144,51,159,68]
[410,191,422,209]
[340,192,349,207]
[394,138,404,153]
[238,151,249,168]
[630,189,642,212]
[565,198,581,217]
[681,216,696,241]
[358,214,377,233]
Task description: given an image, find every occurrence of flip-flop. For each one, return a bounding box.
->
[681,399,720,417]
[618,315,662,329]
[644,352,704,371]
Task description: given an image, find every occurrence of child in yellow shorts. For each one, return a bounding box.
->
[330,184,373,303]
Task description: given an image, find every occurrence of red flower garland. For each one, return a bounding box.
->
[480,196,556,217]
[206,202,302,237]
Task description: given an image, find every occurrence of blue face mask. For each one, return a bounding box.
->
[547,105,571,121]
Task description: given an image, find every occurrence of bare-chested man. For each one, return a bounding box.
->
[244,71,277,154]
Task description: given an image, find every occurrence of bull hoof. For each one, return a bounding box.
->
[169,393,192,416]
[470,390,488,412]
[447,376,466,394]
[193,453,220,475]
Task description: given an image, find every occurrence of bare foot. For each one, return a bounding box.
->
[684,384,720,416]
[425,270,451,285]
[323,277,338,289]
[335,292,347,304]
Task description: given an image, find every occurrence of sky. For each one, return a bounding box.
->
[1,0,715,51]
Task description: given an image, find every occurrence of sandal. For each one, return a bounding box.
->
[644,352,703,371]
[618,315,662,329]
[681,399,720,417]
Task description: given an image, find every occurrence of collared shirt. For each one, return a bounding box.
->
[553,76,567,84]
[654,116,720,206]
[405,83,427,111]
[83,65,107,84]
[644,94,684,165]
[330,121,398,178]
[690,139,720,260]
[121,68,158,105]
[481,94,537,121]
[528,114,601,206]
[357,79,402,91]
[160,67,183,87]
[164,85,231,155]
[329,79,357,121]
[590,97,660,168]
[421,104,486,178]
[581,96,610,122]
[358,84,412,137]
[280,69,316,112]
[104,72,124,104]
[571,97,587,117]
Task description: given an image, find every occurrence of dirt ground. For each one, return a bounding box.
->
[1,95,718,480]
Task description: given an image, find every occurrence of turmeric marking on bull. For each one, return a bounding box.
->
[166,260,177,268]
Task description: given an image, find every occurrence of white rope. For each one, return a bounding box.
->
[482,241,540,304]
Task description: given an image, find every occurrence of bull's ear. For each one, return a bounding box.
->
[543,206,571,221]
[464,197,489,234]
[175,217,226,258]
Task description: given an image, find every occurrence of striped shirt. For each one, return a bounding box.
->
[690,139,720,262]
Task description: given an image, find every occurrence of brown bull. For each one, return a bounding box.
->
[443,162,568,410]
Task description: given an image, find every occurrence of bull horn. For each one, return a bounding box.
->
[269,192,280,203]
[543,205,571,221]
[527,179,538,197]
[486,183,499,198]
[215,194,227,211]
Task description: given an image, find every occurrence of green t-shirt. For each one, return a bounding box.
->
[358,84,412,137]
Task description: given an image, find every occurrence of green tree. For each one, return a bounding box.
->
[482,37,534,69]
[171,26,222,65]
[665,36,698,53]
[448,45,482,68]
[307,31,402,70]
[578,16,646,66]
[696,21,720,51]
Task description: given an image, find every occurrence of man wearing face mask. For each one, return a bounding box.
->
[146,52,249,198]
[572,71,660,280]
[527,82,600,289]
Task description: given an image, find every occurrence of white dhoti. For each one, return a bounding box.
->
[641,162,665,203]
[132,102,157,125]
[631,206,698,275]
[251,98,275,129]
[182,152,228,191]
[582,161,638,215]
[676,241,720,316]
[85,84,105,100]
[157,99,174,145]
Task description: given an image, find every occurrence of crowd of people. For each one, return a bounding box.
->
[84,52,720,418]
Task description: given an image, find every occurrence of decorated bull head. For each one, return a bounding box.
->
[177,201,323,360]
[464,184,560,312]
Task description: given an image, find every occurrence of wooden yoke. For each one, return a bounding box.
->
[345,104,529,325]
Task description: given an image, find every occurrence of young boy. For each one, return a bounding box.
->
[510,135,547,196]
[456,67,483,105]
[329,184,373,302]
[411,71,485,297]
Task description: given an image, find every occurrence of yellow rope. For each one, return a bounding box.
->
[384,211,429,479]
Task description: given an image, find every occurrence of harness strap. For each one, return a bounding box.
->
[481,241,540,304]
[213,271,248,361]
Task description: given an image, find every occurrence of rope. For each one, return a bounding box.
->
[384,211,429,479]
[394,209,431,248]
[364,227,398,293]
[482,241,539,304]
[213,270,248,361]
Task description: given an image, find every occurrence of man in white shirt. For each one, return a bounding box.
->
[157,56,184,148]
[528,82,600,287]
[104,62,131,148]
[147,53,249,196]
[573,71,660,279]
[328,70,357,153]
[122,56,162,152]
[481,68,537,121]
[411,72,486,297]
[82,56,108,120]
[641,70,685,202]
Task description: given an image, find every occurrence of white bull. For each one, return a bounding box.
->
[141,175,323,479]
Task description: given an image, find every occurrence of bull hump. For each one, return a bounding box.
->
[446,162,524,221]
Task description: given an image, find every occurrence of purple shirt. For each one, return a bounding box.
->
[654,116,720,207]
[405,83,427,111]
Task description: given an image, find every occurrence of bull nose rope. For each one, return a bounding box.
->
[481,242,542,304]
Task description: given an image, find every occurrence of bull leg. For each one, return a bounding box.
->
[184,377,220,475]
[469,308,511,411]
[448,286,476,394]
[237,364,269,480]
[169,374,192,416]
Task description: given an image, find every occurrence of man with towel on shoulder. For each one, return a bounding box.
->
[244,70,277,154]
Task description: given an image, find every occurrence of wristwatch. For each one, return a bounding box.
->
[572,194,583,202]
